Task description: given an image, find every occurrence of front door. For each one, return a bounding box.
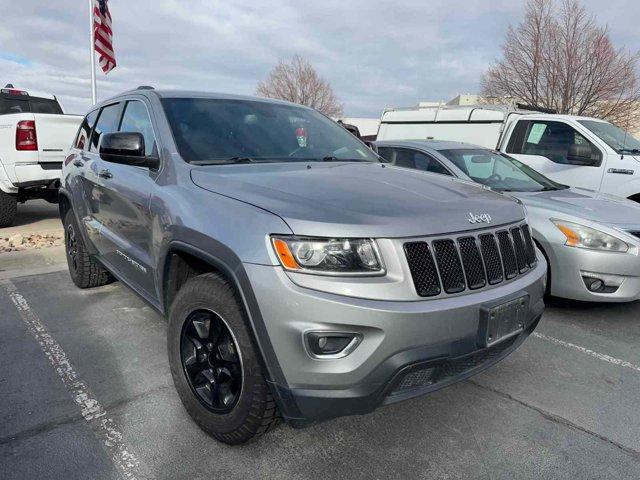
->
[504,119,604,191]
[90,99,159,297]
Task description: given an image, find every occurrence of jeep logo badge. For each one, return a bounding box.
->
[468,212,492,224]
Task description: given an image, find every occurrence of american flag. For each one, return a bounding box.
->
[93,0,116,74]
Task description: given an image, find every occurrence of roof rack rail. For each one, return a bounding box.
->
[516,103,556,114]
[136,85,155,90]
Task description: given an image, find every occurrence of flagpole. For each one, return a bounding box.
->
[89,0,97,105]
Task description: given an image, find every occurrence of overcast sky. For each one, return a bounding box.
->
[0,0,638,116]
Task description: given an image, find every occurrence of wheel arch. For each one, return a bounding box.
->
[58,188,72,222]
[160,241,294,410]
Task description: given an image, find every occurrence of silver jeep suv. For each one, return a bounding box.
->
[60,88,546,444]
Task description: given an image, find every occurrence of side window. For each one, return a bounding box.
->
[119,101,156,156]
[377,147,394,163]
[89,103,121,152]
[414,152,451,176]
[508,120,599,165]
[74,109,99,150]
[382,148,453,175]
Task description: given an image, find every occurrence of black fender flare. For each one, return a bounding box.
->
[160,240,303,419]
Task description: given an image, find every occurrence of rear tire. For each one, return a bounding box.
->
[168,273,280,445]
[0,191,17,228]
[63,209,112,288]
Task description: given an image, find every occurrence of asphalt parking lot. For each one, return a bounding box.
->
[1,261,640,479]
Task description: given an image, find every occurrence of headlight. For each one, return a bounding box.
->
[551,219,629,252]
[271,236,384,275]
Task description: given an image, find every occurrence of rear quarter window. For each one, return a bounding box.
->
[75,110,99,150]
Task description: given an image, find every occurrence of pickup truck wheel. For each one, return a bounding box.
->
[63,210,112,288]
[168,273,280,445]
[0,191,17,228]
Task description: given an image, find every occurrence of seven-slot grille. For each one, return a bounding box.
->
[405,223,537,298]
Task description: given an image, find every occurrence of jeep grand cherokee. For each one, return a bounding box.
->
[60,88,546,444]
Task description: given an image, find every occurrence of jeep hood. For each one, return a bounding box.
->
[513,187,640,228]
[191,162,524,238]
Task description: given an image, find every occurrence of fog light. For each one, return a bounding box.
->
[580,271,622,294]
[305,332,361,358]
[588,279,604,292]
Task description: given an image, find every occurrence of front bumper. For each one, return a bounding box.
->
[244,256,546,426]
[545,239,640,302]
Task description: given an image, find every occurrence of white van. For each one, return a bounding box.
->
[377,105,640,201]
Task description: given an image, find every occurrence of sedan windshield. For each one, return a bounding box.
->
[438,148,568,192]
[161,97,379,164]
[578,120,640,154]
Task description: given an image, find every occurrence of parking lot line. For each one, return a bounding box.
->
[1,279,155,480]
[533,331,640,374]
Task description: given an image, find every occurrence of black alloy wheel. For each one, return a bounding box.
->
[180,309,243,413]
[66,223,79,272]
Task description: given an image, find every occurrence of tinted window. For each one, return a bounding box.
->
[377,147,393,162]
[119,101,156,156]
[161,98,379,163]
[75,110,99,150]
[507,120,600,165]
[0,95,63,115]
[89,103,121,152]
[0,96,29,115]
[377,147,451,175]
[29,97,63,114]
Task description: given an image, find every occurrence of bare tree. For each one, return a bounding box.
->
[482,0,640,129]
[256,55,344,117]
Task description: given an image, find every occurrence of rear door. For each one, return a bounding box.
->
[89,98,159,297]
[79,102,123,252]
[504,119,604,190]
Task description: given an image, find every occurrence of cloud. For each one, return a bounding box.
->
[0,0,637,116]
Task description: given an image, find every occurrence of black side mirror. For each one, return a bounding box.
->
[99,132,159,169]
[567,144,599,166]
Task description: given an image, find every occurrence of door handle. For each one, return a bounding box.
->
[73,159,84,167]
[98,169,113,179]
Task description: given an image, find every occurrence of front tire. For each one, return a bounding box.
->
[63,209,112,288]
[0,191,17,228]
[168,273,279,444]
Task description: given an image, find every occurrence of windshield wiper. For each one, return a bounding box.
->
[619,148,640,154]
[191,156,257,165]
[321,156,370,162]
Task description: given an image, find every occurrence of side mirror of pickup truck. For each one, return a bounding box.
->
[567,144,600,166]
[99,132,159,169]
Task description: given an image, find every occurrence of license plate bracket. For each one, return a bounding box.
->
[478,294,529,348]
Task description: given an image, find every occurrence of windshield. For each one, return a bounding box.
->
[578,120,640,153]
[161,97,379,164]
[438,148,568,192]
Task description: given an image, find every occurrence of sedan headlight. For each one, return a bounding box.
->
[551,219,629,252]
[271,236,384,275]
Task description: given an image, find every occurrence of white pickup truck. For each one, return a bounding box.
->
[0,85,82,227]
[377,105,640,202]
